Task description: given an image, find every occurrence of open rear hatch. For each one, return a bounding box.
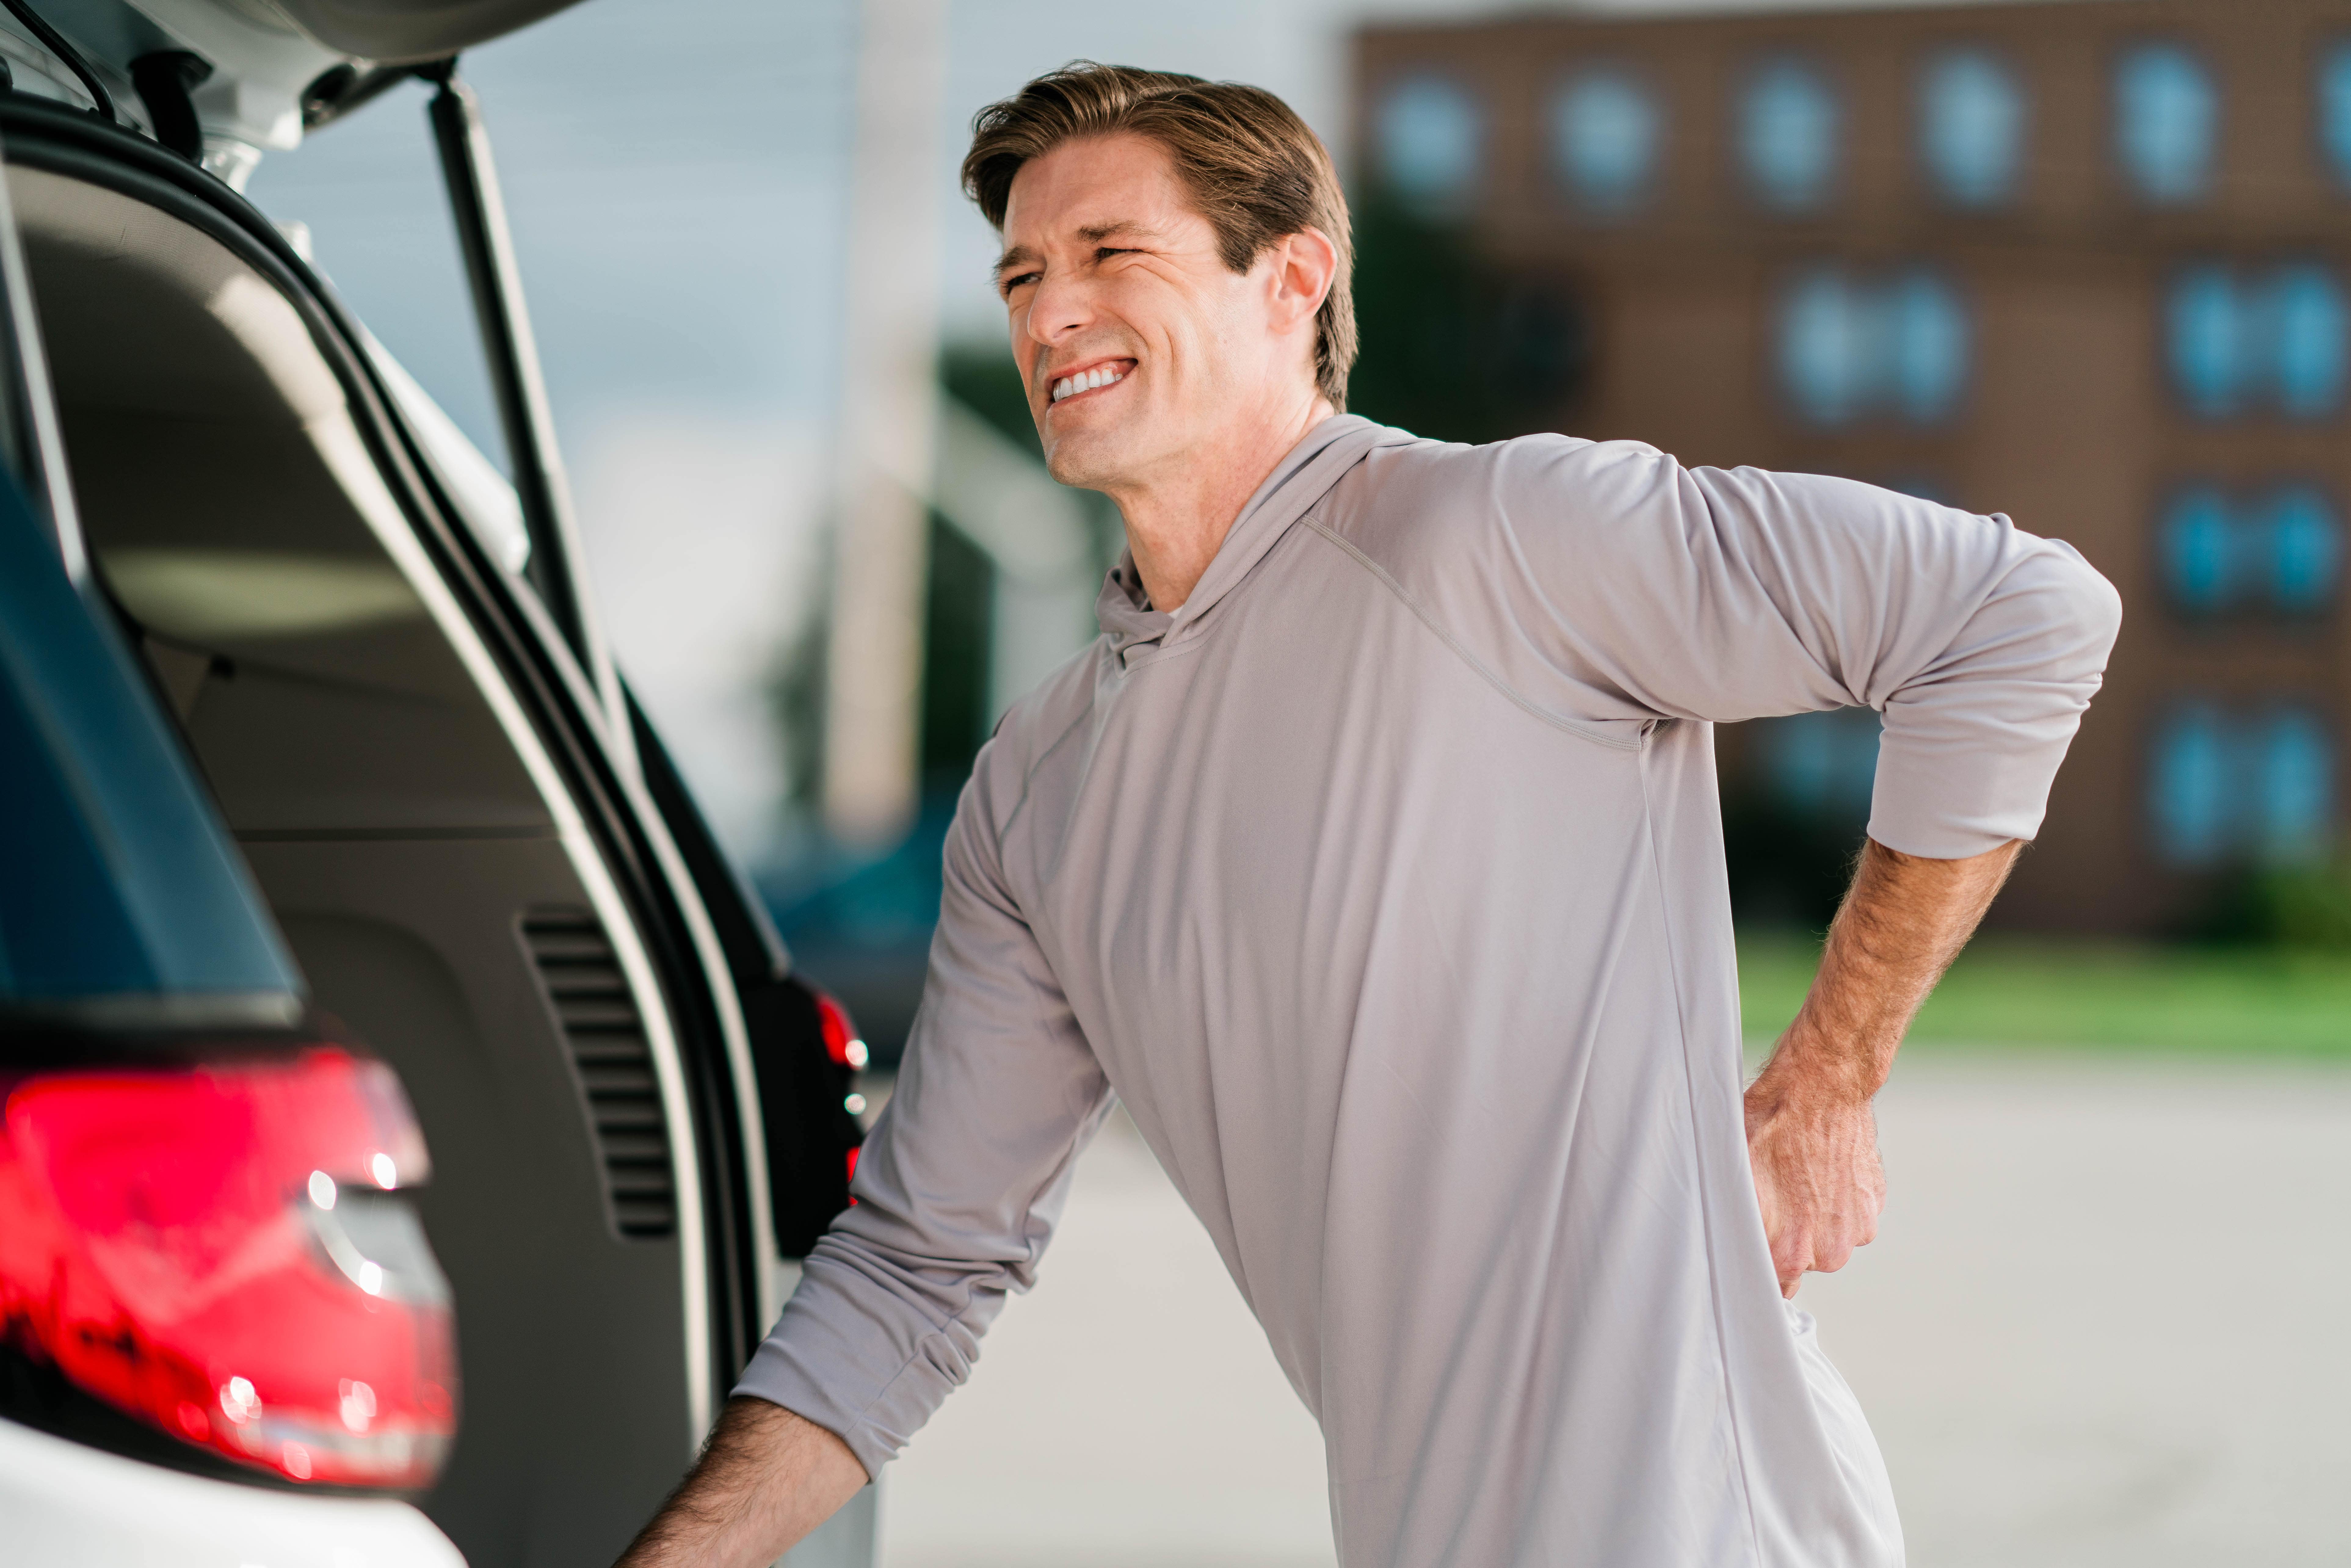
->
[0,90,726,1563]
[0,0,592,185]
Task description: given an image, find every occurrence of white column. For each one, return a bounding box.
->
[822,0,947,845]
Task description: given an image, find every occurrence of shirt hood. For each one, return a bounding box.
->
[1094,415,1411,661]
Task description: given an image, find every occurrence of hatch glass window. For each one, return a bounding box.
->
[0,479,298,1013]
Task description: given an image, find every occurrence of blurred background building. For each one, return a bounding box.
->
[1352,0,2351,938]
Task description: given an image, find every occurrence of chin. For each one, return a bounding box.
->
[1042,425,1134,492]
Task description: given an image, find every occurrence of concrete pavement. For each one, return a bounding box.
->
[873,1053,2351,1567]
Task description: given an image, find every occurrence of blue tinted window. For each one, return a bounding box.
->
[1742,59,1840,212]
[2150,704,2337,865]
[1551,68,1662,213]
[1766,707,1882,819]
[2267,264,2349,417]
[2262,485,2344,613]
[2150,704,2233,864]
[1887,271,1969,421]
[1780,269,1877,424]
[2167,266,2249,416]
[2115,42,2219,203]
[2160,487,2235,614]
[1780,268,1968,426]
[1920,49,2027,207]
[1379,75,1484,212]
[2320,41,2351,187]
[2256,710,2334,862]
[2166,263,2349,419]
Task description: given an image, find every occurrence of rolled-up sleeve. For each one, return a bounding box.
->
[731,738,1112,1477]
[1495,443,2124,858]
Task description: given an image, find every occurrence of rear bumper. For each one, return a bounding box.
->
[0,1417,465,1568]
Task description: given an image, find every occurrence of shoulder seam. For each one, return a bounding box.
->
[997,668,1101,843]
[1298,518,1645,754]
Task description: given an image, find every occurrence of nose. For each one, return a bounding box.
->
[1023,263,1093,353]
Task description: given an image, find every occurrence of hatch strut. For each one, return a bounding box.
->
[417,58,633,766]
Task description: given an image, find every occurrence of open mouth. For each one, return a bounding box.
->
[1048,359,1134,405]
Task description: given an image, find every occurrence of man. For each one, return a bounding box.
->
[619,63,2119,1568]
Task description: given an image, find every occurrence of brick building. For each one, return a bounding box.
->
[1352,0,2351,934]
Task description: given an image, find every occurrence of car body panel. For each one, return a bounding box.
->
[0,1418,467,1568]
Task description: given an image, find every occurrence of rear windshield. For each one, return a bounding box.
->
[0,472,300,1022]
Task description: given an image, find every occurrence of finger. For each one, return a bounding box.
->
[1772,1229,1811,1297]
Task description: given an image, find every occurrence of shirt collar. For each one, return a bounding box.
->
[1094,414,1405,660]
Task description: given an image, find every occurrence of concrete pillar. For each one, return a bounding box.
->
[822,0,946,846]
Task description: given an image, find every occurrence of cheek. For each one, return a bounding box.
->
[1007,308,1039,389]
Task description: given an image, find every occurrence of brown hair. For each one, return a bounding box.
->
[962,62,1358,411]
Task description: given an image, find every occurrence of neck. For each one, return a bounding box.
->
[1106,387,1336,611]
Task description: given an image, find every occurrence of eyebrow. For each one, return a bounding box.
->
[1077,220,1161,244]
[992,220,1167,277]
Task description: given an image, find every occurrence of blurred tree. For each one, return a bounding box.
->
[2193,858,2351,950]
[920,511,995,797]
[939,337,1125,570]
[941,342,1040,457]
[1348,195,1587,442]
[1720,791,1869,932]
[767,578,829,821]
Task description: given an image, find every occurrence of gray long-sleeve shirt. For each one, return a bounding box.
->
[737,416,2122,1567]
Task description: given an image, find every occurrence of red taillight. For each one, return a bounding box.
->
[813,991,868,1072]
[0,1046,456,1488]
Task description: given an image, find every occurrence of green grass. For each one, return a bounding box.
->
[1739,930,2351,1057]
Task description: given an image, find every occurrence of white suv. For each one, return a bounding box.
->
[0,3,873,1564]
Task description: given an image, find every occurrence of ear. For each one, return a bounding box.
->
[1265,226,1339,334]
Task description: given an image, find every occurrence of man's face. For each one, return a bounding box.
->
[995,133,1303,493]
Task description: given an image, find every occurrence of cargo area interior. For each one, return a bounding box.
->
[8,162,698,1566]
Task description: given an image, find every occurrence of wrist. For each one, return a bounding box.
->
[1756,1024,1884,1107]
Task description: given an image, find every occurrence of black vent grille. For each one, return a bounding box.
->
[522,909,676,1239]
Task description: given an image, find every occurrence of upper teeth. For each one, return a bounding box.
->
[1051,365,1126,403]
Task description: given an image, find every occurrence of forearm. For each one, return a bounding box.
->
[613,1396,868,1568]
[1743,835,2020,1295]
[1762,835,2022,1100]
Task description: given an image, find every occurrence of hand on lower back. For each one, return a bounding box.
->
[1743,1053,1886,1298]
[1742,836,2019,1298]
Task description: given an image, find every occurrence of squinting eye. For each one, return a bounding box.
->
[1000,272,1040,296]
